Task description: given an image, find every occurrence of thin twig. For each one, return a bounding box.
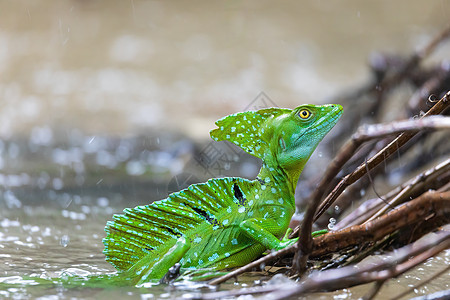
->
[208,190,449,286]
[292,93,449,274]
[364,158,450,223]
[315,96,449,222]
[312,190,450,257]
[335,158,450,230]
[267,231,450,300]
[201,230,450,299]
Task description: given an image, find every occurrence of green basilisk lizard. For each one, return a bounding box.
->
[102,103,343,285]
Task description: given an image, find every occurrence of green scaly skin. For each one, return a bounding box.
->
[102,103,343,285]
[1,104,342,288]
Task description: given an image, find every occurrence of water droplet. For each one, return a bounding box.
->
[30,126,54,146]
[334,205,340,213]
[4,190,22,209]
[360,189,366,197]
[97,197,109,207]
[126,160,146,176]
[52,178,64,190]
[60,235,70,247]
[328,218,336,230]
[318,152,323,158]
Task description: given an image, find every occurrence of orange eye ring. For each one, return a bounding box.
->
[298,109,311,119]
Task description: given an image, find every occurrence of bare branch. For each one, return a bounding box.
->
[292,91,449,275]
[314,94,450,222]
[335,158,450,230]
[364,158,450,223]
[311,190,450,257]
[209,190,449,286]
[201,230,450,299]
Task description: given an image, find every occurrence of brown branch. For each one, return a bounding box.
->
[326,68,450,224]
[311,190,450,257]
[292,95,450,237]
[209,190,449,286]
[201,229,450,299]
[270,236,450,300]
[315,94,449,222]
[364,158,450,223]
[335,158,450,230]
[408,65,450,114]
[270,231,450,300]
[292,92,449,275]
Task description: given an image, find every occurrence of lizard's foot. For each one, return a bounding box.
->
[274,228,298,251]
[274,228,328,251]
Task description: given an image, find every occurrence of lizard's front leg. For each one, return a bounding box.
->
[240,220,328,251]
[239,219,297,251]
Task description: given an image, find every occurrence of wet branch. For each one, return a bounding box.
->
[208,104,449,285]
[201,229,450,299]
[310,190,450,257]
[209,190,449,286]
[291,91,449,274]
[314,93,449,222]
[364,158,450,223]
[335,157,450,230]
[205,26,450,298]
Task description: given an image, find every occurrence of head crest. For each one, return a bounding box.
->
[210,108,290,158]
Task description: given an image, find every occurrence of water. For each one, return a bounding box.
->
[1,0,449,299]
[1,150,449,298]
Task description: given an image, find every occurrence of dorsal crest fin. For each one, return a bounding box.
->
[210,107,290,158]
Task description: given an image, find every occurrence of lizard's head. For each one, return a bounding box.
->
[210,104,342,179]
[264,104,342,176]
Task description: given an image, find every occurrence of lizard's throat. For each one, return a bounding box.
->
[257,161,302,196]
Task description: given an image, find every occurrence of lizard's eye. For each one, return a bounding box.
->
[298,109,311,120]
